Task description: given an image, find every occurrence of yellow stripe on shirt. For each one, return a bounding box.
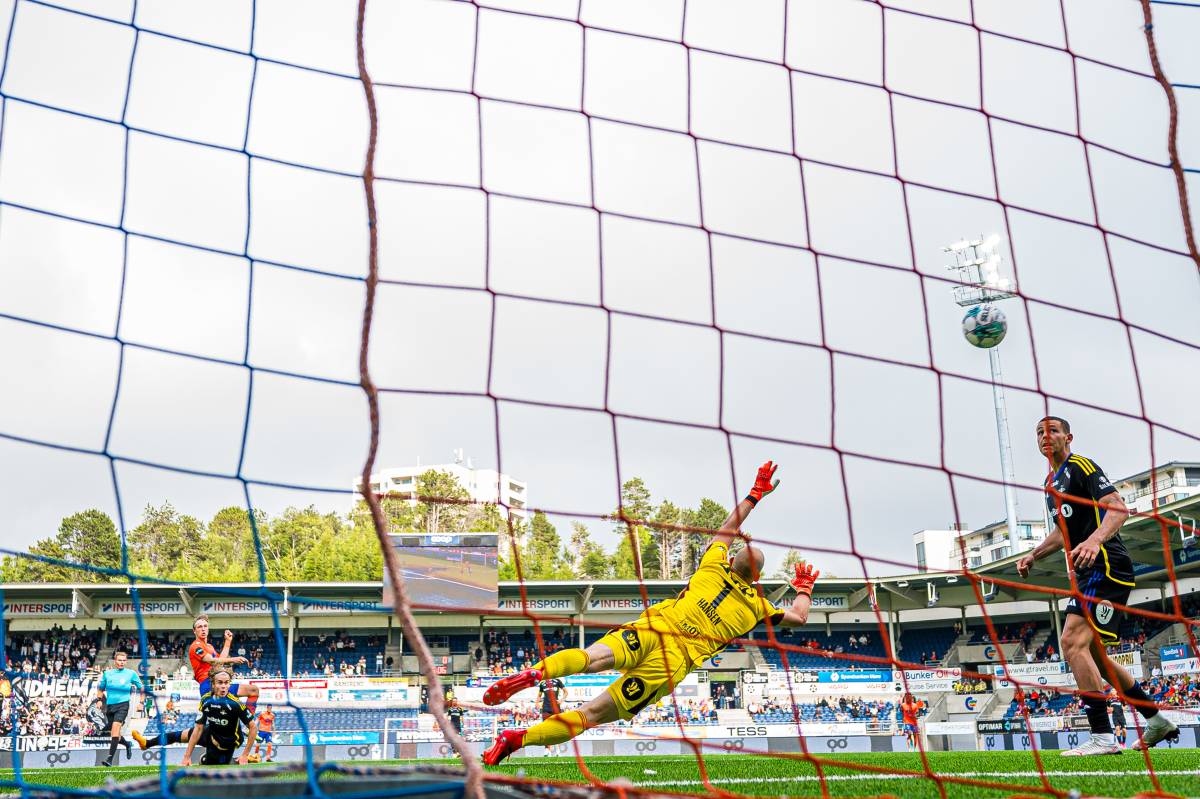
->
[1069,455,1095,475]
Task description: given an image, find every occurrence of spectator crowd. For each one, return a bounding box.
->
[0,696,97,738]
[479,628,572,675]
[4,626,101,679]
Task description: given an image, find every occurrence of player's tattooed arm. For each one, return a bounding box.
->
[711,462,780,550]
[1073,492,1130,570]
[1017,528,1064,577]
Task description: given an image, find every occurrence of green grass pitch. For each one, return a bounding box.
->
[3,750,1199,797]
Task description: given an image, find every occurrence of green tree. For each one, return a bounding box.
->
[4,510,121,583]
[467,502,506,533]
[652,500,683,579]
[611,478,653,532]
[775,550,806,580]
[612,525,653,579]
[416,469,471,533]
[55,510,121,578]
[566,522,611,579]
[127,503,206,580]
[524,512,567,579]
[679,498,729,577]
[608,478,656,579]
[202,506,269,582]
[301,525,382,581]
[496,516,527,581]
[1,538,73,582]
[262,506,338,581]
[579,547,613,579]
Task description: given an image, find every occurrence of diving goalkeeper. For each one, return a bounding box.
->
[481,461,818,765]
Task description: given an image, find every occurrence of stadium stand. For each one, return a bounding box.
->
[968,621,1041,646]
[293,633,385,676]
[479,628,574,675]
[759,629,887,670]
[4,626,102,678]
[748,698,897,725]
[898,626,959,666]
[1004,691,1082,718]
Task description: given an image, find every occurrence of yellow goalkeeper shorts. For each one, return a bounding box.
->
[597,616,695,720]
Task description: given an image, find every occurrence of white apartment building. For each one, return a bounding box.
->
[957,518,1047,568]
[913,528,960,573]
[1114,462,1200,515]
[914,519,1047,572]
[355,451,528,519]
[914,462,1200,571]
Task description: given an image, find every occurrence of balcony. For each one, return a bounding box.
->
[1123,475,1198,503]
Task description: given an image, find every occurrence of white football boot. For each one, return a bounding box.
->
[1131,715,1180,751]
[1062,735,1122,756]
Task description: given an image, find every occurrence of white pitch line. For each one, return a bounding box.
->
[398,568,487,590]
[634,770,1200,788]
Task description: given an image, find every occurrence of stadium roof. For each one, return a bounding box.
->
[5,495,1198,620]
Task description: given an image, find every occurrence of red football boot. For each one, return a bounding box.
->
[482,729,525,766]
[483,668,542,706]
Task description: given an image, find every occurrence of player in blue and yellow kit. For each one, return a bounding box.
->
[181,669,259,766]
[481,461,820,764]
[132,615,258,753]
[1018,417,1177,755]
[97,651,143,766]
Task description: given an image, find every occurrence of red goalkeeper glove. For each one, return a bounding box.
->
[745,461,780,505]
[790,561,819,597]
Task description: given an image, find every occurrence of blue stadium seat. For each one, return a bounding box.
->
[755,628,886,670]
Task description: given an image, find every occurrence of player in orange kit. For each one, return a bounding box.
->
[187,615,260,712]
[900,694,921,750]
[254,705,276,762]
[132,614,260,750]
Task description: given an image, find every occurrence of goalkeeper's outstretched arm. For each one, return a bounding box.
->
[712,461,780,549]
[779,561,819,628]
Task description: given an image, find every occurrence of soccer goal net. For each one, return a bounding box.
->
[2,1,1199,798]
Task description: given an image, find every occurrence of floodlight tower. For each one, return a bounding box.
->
[945,235,1021,559]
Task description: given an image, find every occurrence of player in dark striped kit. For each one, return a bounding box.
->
[1018,417,1177,755]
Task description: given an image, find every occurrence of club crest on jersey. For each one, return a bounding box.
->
[620,628,640,652]
[1095,601,1115,626]
[621,677,645,701]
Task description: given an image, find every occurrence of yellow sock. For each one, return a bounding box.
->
[534,648,589,679]
[522,710,588,747]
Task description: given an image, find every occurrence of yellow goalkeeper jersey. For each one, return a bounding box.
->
[658,541,784,662]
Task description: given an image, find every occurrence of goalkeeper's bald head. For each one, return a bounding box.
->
[732,545,765,582]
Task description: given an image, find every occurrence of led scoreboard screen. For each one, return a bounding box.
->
[383,533,499,611]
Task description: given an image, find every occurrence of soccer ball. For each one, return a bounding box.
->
[962,304,1007,348]
[246,752,261,763]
